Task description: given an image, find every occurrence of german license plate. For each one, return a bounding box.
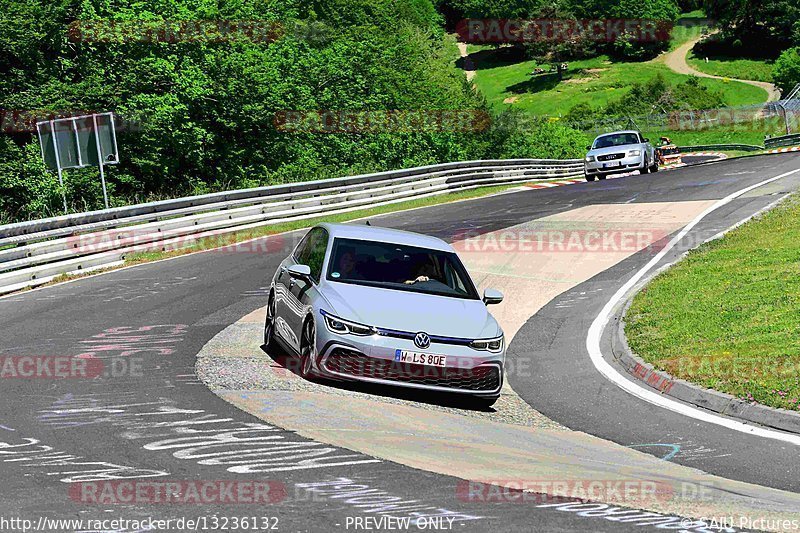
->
[394,350,447,367]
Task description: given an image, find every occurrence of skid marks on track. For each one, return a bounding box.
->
[35,393,380,477]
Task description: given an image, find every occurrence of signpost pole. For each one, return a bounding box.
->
[92,114,109,209]
[49,119,68,214]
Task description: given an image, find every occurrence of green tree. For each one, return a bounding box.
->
[702,0,800,52]
[773,47,800,95]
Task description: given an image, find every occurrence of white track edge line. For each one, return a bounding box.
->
[586,166,800,445]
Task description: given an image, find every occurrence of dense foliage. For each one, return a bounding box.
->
[443,0,679,61]
[702,0,800,54]
[0,0,586,223]
[563,75,725,126]
[773,48,800,95]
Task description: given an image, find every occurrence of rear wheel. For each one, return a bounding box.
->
[597,174,606,180]
[650,159,659,173]
[299,318,317,379]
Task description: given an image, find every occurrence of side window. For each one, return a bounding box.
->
[293,232,313,263]
[306,229,328,282]
[295,228,328,282]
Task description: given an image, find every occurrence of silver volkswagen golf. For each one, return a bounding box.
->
[263,222,505,406]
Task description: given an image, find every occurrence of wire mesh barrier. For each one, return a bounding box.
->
[565,84,800,139]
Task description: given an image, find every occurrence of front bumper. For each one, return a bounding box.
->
[585,154,645,175]
[313,330,504,397]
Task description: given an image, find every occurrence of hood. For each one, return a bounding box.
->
[320,281,500,339]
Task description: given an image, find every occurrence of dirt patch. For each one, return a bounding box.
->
[503,96,519,103]
[564,77,593,84]
[586,68,607,73]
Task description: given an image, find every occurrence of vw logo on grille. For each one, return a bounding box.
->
[414,332,431,349]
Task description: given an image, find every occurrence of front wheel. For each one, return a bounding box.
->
[263,292,278,352]
[641,157,651,174]
[585,174,596,182]
[299,318,317,379]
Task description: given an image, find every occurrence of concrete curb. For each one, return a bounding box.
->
[768,145,800,154]
[611,302,800,435]
[609,196,800,436]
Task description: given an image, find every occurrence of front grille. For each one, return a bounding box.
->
[324,348,501,392]
[597,153,625,161]
[374,328,471,346]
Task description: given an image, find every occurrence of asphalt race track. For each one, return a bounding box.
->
[1,153,799,532]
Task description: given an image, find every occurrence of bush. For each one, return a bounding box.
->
[563,102,601,127]
[487,110,586,159]
[603,74,724,116]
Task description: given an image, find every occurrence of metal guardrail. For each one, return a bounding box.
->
[765,133,800,149]
[677,144,763,153]
[0,159,575,243]
[0,158,583,295]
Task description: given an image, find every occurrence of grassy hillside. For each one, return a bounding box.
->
[467,49,768,118]
[687,55,774,83]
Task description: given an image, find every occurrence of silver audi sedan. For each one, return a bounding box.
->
[263,222,505,406]
[584,130,658,181]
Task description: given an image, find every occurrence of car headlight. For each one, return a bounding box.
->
[321,310,375,336]
[627,149,641,156]
[469,335,504,353]
[585,155,595,162]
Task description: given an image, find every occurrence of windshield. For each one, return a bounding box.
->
[326,238,480,300]
[593,133,640,149]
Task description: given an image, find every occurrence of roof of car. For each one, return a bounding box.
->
[318,222,453,252]
[595,130,640,137]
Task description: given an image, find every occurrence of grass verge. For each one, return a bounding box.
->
[686,55,774,83]
[625,194,800,412]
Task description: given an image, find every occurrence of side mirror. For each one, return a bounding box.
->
[586,145,591,150]
[483,288,504,305]
[643,138,650,143]
[287,264,312,279]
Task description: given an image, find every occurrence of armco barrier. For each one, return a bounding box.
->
[765,133,800,149]
[0,158,582,295]
[0,159,576,243]
[677,144,763,153]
